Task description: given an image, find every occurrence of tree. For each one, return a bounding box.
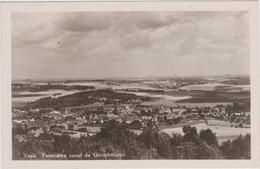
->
[94,120,144,159]
[12,126,28,135]
[219,134,250,159]
[177,142,196,159]
[195,142,222,159]
[225,104,232,115]
[185,108,192,114]
[231,134,250,159]
[199,129,218,146]
[153,107,160,114]
[183,125,200,145]
[219,140,233,159]
[53,134,71,155]
[139,125,176,159]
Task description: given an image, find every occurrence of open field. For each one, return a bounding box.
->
[12,101,27,108]
[141,98,179,106]
[216,92,250,100]
[12,89,80,102]
[12,80,250,109]
[162,123,250,144]
[207,119,232,127]
[180,83,250,92]
[179,83,226,91]
[177,102,233,107]
[175,91,250,104]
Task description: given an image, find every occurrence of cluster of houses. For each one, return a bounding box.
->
[12,101,250,141]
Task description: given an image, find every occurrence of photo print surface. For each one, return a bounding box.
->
[11,11,251,160]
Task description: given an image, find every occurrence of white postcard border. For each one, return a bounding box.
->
[1,1,259,168]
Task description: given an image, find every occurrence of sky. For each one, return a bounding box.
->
[12,12,249,80]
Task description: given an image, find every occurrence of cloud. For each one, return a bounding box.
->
[120,33,153,50]
[57,13,113,32]
[12,13,59,47]
[12,11,250,79]
[133,12,175,30]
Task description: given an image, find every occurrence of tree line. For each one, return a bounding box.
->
[12,121,250,160]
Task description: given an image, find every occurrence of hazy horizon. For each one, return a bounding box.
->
[12,12,250,80]
[12,74,250,82]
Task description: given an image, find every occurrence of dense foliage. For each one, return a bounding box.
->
[12,121,250,160]
[219,134,250,159]
[26,90,150,110]
[12,83,95,92]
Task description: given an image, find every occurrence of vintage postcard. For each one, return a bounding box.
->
[1,1,259,169]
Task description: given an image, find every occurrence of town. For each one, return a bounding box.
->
[11,76,251,160]
[13,95,250,140]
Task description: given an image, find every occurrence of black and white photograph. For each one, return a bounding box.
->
[10,10,252,160]
[1,2,259,168]
[12,11,251,160]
